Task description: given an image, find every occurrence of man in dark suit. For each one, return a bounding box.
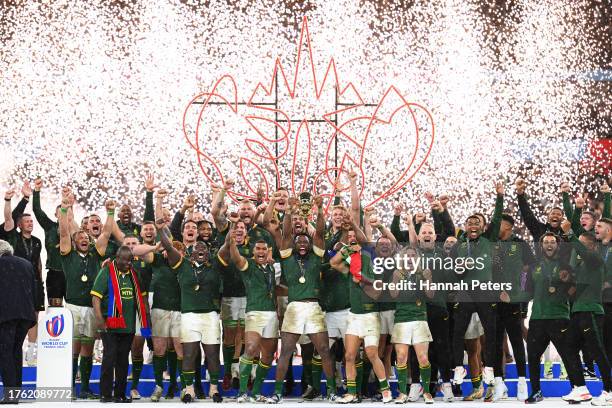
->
[0,239,37,404]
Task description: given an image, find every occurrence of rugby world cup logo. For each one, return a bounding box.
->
[46,314,65,338]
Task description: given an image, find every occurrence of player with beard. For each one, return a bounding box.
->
[559,183,610,381]
[330,224,391,404]
[560,221,612,406]
[490,214,534,401]
[515,178,566,242]
[121,232,154,400]
[450,181,504,402]
[524,232,587,404]
[213,181,275,391]
[169,194,197,242]
[33,179,79,307]
[132,189,183,402]
[3,186,44,367]
[362,208,398,397]
[59,197,115,399]
[595,218,612,373]
[156,222,223,403]
[267,195,338,403]
[220,230,278,403]
[408,220,455,402]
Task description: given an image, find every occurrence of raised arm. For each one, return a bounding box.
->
[515,178,544,239]
[96,200,116,256]
[363,207,374,242]
[485,181,504,242]
[571,196,586,236]
[32,178,55,230]
[228,233,247,271]
[390,203,409,243]
[560,182,573,220]
[329,246,349,274]
[280,196,297,251]
[143,173,158,222]
[371,214,398,246]
[312,195,325,249]
[154,188,168,222]
[133,243,158,264]
[405,212,418,248]
[59,196,72,254]
[3,190,15,232]
[211,179,233,232]
[156,220,181,267]
[437,195,456,241]
[217,213,239,265]
[348,171,361,226]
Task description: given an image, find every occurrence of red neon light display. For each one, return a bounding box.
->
[182,17,435,209]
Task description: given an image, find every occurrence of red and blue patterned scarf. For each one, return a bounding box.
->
[106,260,151,338]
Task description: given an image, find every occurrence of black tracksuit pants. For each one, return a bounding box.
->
[527,319,584,393]
[494,302,526,377]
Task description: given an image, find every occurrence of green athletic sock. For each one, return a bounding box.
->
[419,364,431,394]
[379,377,390,392]
[472,373,482,390]
[239,357,254,393]
[182,370,195,387]
[355,360,364,394]
[167,349,178,385]
[302,358,312,389]
[396,364,408,394]
[131,358,144,389]
[222,345,234,376]
[326,373,336,396]
[252,361,271,395]
[362,359,372,394]
[79,356,93,392]
[72,355,79,386]
[347,379,357,395]
[274,379,284,395]
[178,358,185,389]
[312,355,323,393]
[153,354,166,387]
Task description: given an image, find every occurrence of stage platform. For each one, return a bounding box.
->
[9,362,605,401]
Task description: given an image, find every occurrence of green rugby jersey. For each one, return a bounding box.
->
[173,256,221,314]
[347,251,378,315]
[239,259,276,312]
[280,246,324,302]
[61,247,103,307]
[150,253,181,311]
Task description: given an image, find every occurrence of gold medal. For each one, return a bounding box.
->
[298,276,306,284]
[194,284,200,291]
[416,299,422,306]
[81,275,88,282]
[548,286,556,294]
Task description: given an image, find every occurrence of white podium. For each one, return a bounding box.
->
[36,307,73,391]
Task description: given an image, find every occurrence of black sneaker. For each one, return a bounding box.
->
[79,390,99,400]
[301,385,321,401]
[165,383,178,399]
[194,383,206,400]
[525,390,543,404]
[211,392,223,403]
[583,367,598,380]
[113,396,132,403]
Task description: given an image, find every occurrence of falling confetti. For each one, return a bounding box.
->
[0,0,609,236]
